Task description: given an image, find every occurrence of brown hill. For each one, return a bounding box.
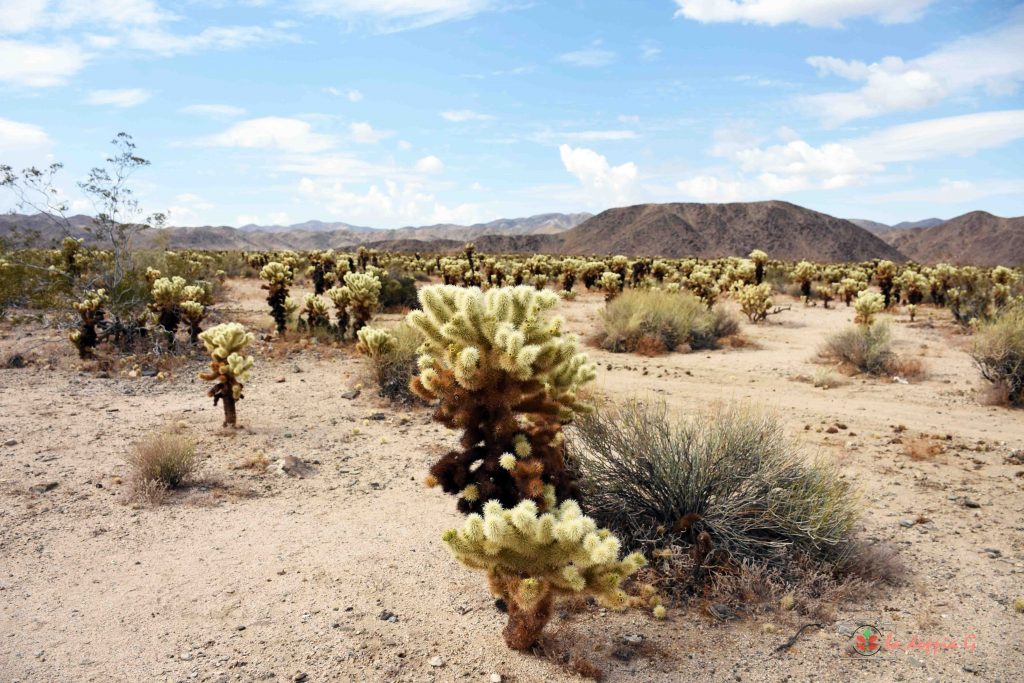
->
[880,211,1024,266]
[554,201,905,261]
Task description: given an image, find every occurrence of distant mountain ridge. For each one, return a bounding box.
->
[3,204,1019,264]
[848,217,947,235]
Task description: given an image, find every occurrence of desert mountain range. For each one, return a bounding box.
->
[1,202,1020,265]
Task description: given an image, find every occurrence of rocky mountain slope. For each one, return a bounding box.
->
[880,211,1024,266]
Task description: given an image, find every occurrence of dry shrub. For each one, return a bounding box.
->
[567,401,862,580]
[813,368,849,389]
[126,431,198,502]
[888,355,926,380]
[970,304,1024,406]
[361,321,423,403]
[599,288,734,354]
[902,437,945,461]
[841,540,907,585]
[633,334,668,356]
[535,626,605,681]
[232,452,271,470]
[820,321,894,375]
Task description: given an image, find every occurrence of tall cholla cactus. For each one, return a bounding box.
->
[408,285,596,513]
[344,271,381,336]
[599,271,622,301]
[300,293,331,331]
[854,290,885,325]
[444,489,645,650]
[259,261,293,334]
[180,283,212,344]
[737,283,773,322]
[792,261,816,301]
[749,249,768,285]
[70,289,109,358]
[326,285,351,336]
[875,260,897,308]
[198,322,254,427]
[150,276,187,345]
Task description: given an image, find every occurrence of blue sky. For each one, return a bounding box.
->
[1,0,1023,228]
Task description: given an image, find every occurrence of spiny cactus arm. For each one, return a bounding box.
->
[199,322,254,359]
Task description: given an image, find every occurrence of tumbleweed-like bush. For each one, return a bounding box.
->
[407,284,595,514]
[599,288,724,354]
[971,304,1024,406]
[126,430,198,503]
[566,401,860,577]
[821,321,895,376]
[444,488,645,650]
[198,322,255,427]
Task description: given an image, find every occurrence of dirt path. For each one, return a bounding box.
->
[1,283,1021,682]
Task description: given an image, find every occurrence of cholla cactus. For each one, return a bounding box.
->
[854,290,885,325]
[749,249,769,285]
[259,261,293,334]
[408,285,596,514]
[686,265,719,308]
[837,276,867,307]
[198,322,255,427]
[344,272,381,336]
[60,236,83,278]
[443,491,645,650]
[70,289,109,358]
[180,301,207,344]
[875,260,897,308]
[300,293,331,331]
[355,326,397,358]
[150,276,188,345]
[307,250,336,295]
[792,261,816,301]
[326,285,351,337]
[599,271,622,301]
[906,304,917,322]
[737,283,773,323]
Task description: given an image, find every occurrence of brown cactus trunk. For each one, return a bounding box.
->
[222,391,237,428]
[502,593,553,651]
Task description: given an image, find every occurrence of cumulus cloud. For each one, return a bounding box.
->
[559,144,638,205]
[202,117,336,153]
[673,0,933,27]
[167,192,214,227]
[349,121,391,144]
[85,88,150,107]
[297,176,482,227]
[804,13,1024,125]
[0,118,52,161]
[0,40,88,86]
[415,155,444,173]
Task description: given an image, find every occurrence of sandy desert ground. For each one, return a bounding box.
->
[1,278,1022,683]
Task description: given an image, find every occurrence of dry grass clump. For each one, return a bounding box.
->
[820,321,925,379]
[567,401,862,579]
[813,367,849,389]
[598,288,737,354]
[126,431,198,503]
[355,321,423,403]
[970,304,1024,406]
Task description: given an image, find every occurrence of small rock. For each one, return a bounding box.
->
[341,388,361,400]
[179,652,193,661]
[3,438,17,447]
[983,548,1001,557]
[707,603,738,621]
[29,482,58,494]
[963,664,983,674]
[962,498,981,508]
[378,610,397,622]
[5,354,27,368]
[622,633,644,645]
[899,519,915,528]
[267,456,314,478]
[490,675,502,683]
[236,624,246,631]
[611,647,635,661]
[292,673,308,682]
[428,656,444,668]
[140,367,158,377]
[275,377,286,383]
[366,413,386,421]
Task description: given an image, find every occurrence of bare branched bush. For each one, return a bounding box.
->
[126,431,198,501]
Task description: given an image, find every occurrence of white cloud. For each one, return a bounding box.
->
[440,109,494,122]
[673,0,933,27]
[676,176,748,202]
[804,14,1024,125]
[675,110,1024,202]
[202,117,336,153]
[0,0,167,35]
[0,0,49,34]
[415,155,444,173]
[0,118,52,165]
[297,176,482,227]
[180,104,247,118]
[641,40,661,60]
[167,193,214,227]
[85,88,150,107]
[347,89,363,102]
[124,25,296,57]
[558,48,616,67]
[349,121,391,144]
[296,0,494,32]
[867,178,1024,204]
[0,40,88,86]
[559,144,638,204]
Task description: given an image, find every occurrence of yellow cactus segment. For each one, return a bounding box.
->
[461,484,480,502]
[259,261,292,286]
[442,497,645,611]
[512,434,532,458]
[407,285,596,417]
[151,276,188,306]
[73,289,109,313]
[499,453,517,471]
[653,605,667,620]
[199,322,254,363]
[853,290,885,325]
[356,326,397,357]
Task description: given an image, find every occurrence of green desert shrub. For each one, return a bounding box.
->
[971,304,1024,406]
[566,401,860,576]
[355,322,423,403]
[599,288,733,354]
[821,321,895,376]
